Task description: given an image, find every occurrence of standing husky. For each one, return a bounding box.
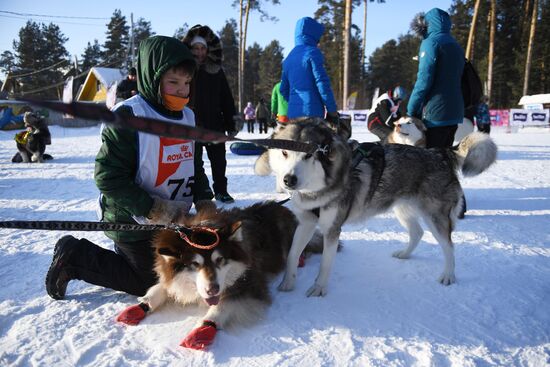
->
[255,119,497,297]
[116,201,320,350]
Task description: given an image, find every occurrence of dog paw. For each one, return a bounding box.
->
[392,250,411,259]
[306,283,327,297]
[438,272,456,286]
[277,274,296,292]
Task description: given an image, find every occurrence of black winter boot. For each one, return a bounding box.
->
[45,235,79,300]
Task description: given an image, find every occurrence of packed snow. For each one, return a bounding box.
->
[0,121,548,366]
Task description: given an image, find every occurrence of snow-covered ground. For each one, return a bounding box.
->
[0,122,548,366]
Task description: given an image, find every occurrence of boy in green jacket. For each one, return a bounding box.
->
[45,36,214,300]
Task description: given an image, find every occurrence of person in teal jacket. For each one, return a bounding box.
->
[45,36,214,300]
[280,17,338,123]
[408,8,465,148]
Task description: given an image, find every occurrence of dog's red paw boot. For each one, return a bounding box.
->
[298,254,306,268]
[116,303,149,325]
[180,320,217,350]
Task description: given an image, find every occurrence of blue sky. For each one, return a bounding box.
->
[0,0,452,66]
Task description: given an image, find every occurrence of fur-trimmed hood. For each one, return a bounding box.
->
[183,24,223,74]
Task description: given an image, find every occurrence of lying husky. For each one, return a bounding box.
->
[12,112,52,163]
[116,201,320,350]
[386,116,426,147]
[255,118,497,297]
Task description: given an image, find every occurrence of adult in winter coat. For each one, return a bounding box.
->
[255,98,270,134]
[244,102,256,133]
[116,67,138,100]
[183,25,237,203]
[407,8,465,148]
[271,81,288,123]
[45,36,214,300]
[280,17,338,123]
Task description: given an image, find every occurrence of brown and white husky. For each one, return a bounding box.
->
[116,200,321,350]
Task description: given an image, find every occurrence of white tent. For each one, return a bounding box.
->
[518,93,550,107]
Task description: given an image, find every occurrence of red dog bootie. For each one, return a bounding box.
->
[181,320,217,350]
[116,303,150,325]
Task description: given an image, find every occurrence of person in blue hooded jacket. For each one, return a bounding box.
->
[407,8,465,148]
[280,17,338,123]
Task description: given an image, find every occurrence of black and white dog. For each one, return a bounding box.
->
[12,112,52,163]
[255,118,497,296]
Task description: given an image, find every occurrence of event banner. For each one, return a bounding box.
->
[509,109,550,126]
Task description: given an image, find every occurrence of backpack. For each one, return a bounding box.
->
[462,59,483,110]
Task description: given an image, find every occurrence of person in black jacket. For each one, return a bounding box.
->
[183,25,237,203]
[116,67,138,100]
[367,86,408,142]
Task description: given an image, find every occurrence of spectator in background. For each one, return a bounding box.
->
[117,67,138,100]
[183,25,237,204]
[244,102,255,133]
[367,86,408,142]
[408,8,465,149]
[280,17,338,125]
[255,98,270,134]
[271,81,288,124]
[475,95,491,134]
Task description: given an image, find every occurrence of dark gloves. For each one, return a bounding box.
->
[116,303,150,325]
[180,320,217,350]
[325,111,340,125]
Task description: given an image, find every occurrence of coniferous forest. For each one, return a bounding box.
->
[1,0,548,109]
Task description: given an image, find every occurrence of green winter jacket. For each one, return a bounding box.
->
[271,81,288,119]
[94,36,213,242]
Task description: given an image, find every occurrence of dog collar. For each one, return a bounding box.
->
[177,226,220,250]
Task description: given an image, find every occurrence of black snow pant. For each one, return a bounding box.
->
[66,236,157,297]
[195,141,229,195]
[425,124,458,148]
[246,119,255,133]
[257,118,268,133]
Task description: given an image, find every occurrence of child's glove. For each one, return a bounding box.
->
[147,198,192,224]
[116,303,150,325]
[180,320,217,350]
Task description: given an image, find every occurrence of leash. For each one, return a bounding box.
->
[19,99,318,154]
[0,220,220,250]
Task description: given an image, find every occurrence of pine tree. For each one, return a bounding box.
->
[257,40,284,102]
[81,40,102,72]
[103,9,129,69]
[243,42,262,105]
[131,17,155,66]
[0,51,15,74]
[12,20,69,98]
[219,19,239,99]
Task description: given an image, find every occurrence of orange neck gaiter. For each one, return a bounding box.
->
[162,93,189,111]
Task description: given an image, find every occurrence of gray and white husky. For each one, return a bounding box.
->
[255,118,497,297]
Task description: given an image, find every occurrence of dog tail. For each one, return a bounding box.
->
[454,132,497,177]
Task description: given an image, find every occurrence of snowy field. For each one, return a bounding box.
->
[0,121,549,366]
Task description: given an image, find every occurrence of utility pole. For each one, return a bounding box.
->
[130,13,135,68]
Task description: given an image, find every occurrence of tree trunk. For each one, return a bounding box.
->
[487,0,496,102]
[241,0,251,108]
[466,0,482,60]
[523,0,538,96]
[238,0,244,112]
[342,0,352,109]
